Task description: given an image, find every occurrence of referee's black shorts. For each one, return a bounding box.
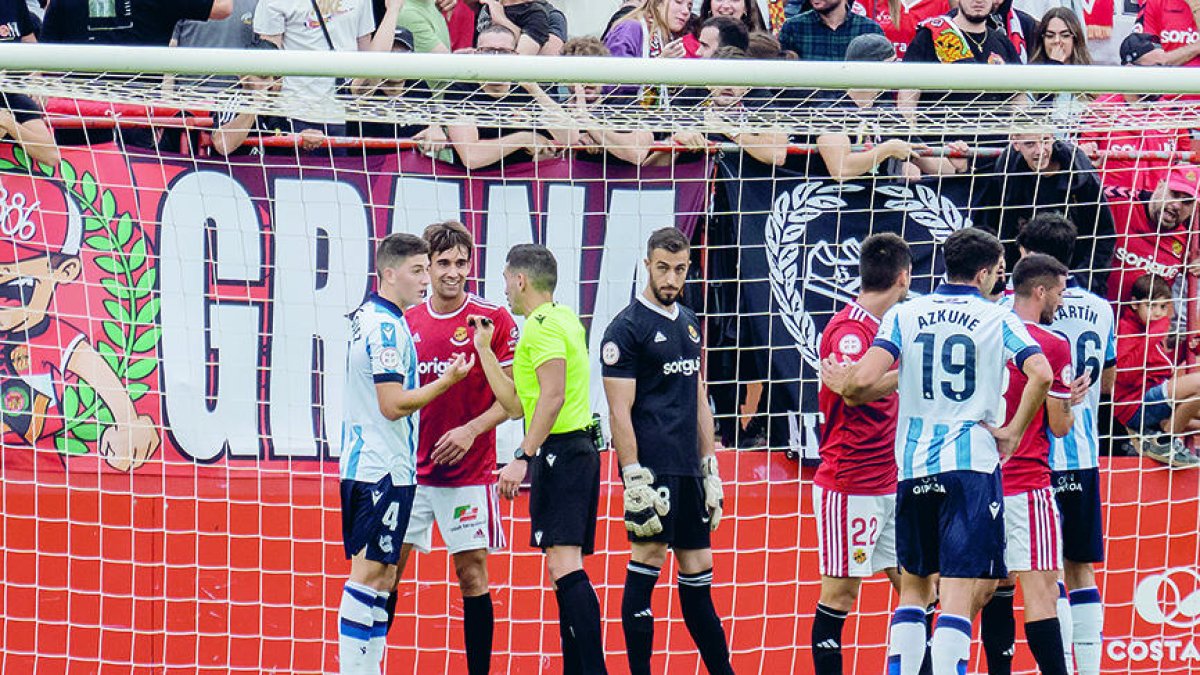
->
[528,429,600,554]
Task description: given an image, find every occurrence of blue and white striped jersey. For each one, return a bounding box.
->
[874,282,1043,480]
[339,293,420,485]
[1047,278,1116,471]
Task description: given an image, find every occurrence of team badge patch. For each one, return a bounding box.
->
[451,325,470,346]
[602,341,620,365]
[853,548,867,564]
[1174,241,1185,256]
[838,334,863,356]
[687,324,701,343]
[379,347,400,369]
[454,505,479,522]
[1060,365,1073,388]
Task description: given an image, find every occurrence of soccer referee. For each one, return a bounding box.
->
[473,243,607,675]
[601,228,733,675]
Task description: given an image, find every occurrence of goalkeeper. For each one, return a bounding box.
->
[601,227,734,675]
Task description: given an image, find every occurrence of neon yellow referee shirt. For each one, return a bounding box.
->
[513,302,592,434]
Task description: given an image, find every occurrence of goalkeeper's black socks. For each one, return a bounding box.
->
[1025,618,1069,675]
[678,568,734,675]
[811,603,848,675]
[981,586,1016,675]
[463,592,493,675]
[621,561,661,675]
[555,569,608,675]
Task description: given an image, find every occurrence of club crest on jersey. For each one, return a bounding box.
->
[1060,365,1073,387]
[379,347,400,369]
[839,334,863,356]
[602,341,620,365]
[688,324,701,343]
[1174,241,1185,256]
[451,325,470,346]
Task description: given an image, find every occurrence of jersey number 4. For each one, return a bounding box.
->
[914,334,977,402]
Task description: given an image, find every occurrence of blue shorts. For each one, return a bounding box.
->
[340,475,416,565]
[1051,468,1105,564]
[1126,382,1173,435]
[896,469,1007,579]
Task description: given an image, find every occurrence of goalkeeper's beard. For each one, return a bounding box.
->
[651,282,681,306]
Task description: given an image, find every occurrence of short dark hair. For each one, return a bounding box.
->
[712,45,747,60]
[376,233,430,273]
[1012,253,1068,297]
[476,24,517,47]
[700,16,750,51]
[506,244,557,293]
[859,233,911,292]
[423,220,474,259]
[943,228,1004,283]
[1016,213,1077,268]
[646,227,690,257]
[1131,274,1173,302]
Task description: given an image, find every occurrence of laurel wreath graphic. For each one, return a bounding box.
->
[765,182,862,370]
[0,148,161,456]
[876,183,972,243]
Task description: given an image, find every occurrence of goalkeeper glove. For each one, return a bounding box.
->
[701,455,724,532]
[622,464,670,538]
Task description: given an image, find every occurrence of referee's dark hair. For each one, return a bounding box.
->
[423,220,475,259]
[506,244,557,292]
[376,233,430,273]
[1012,253,1068,297]
[859,233,911,292]
[1016,213,1077,268]
[646,227,690,257]
[943,228,1004,283]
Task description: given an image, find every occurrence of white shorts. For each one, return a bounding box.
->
[812,485,897,578]
[403,484,506,555]
[1003,487,1062,573]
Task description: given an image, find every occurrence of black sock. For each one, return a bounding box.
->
[555,585,581,675]
[981,587,1015,675]
[621,562,660,675]
[1025,618,1068,675]
[463,593,493,675]
[555,569,608,675]
[811,603,848,675]
[678,569,734,675]
[384,590,399,632]
[918,603,936,675]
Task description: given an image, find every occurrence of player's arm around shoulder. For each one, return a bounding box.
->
[823,312,900,404]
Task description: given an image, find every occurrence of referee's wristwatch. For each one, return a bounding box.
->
[513,447,533,463]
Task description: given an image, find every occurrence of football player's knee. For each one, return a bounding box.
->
[454,552,490,595]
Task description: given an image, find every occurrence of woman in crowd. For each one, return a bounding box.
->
[1030,7,1092,64]
[605,0,694,59]
[698,0,769,33]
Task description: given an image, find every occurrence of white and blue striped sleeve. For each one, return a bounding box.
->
[1001,312,1042,369]
[871,305,903,360]
[368,315,406,385]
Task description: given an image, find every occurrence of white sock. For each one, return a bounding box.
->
[1057,582,1074,673]
[339,581,381,675]
[369,592,390,666]
[930,613,972,675]
[887,605,928,675]
[1070,587,1104,675]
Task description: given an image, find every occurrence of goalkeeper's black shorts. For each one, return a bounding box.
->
[528,430,600,554]
[628,474,711,551]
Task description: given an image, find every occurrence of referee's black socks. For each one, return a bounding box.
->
[621,561,661,675]
[678,568,734,675]
[462,592,493,675]
[555,569,607,675]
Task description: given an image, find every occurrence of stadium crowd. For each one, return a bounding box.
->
[3,0,1200,469]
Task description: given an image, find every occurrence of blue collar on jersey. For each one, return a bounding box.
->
[1066,276,1082,289]
[369,292,405,319]
[935,282,983,297]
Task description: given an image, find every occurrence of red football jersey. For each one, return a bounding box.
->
[855,0,949,58]
[1138,0,1200,67]
[1105,188,1193,303]
[1113,310,1174,426]
[815,302,898,496]
[405,294,518,487]
[1001,322,1073,496]
[1080,94,1189,193]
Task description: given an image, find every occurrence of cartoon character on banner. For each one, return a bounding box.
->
[0,173,159,471]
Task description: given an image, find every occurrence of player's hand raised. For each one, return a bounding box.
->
[440,353,475,386]
[701,455,724,532]
[622,464,669,537]
[468,314,494,353]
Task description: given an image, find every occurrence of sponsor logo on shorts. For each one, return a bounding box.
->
[454,505,479,523]
[910,478,945,495]
[473,527,485,540]
[989,502,1001,519]
[534,530,543,545]
[1053,474,1083,493]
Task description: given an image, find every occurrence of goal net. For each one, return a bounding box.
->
[0,46,1197,674]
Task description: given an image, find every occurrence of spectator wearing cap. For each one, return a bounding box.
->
[779,0,884,60]
[0,91,59,166]
[697,16,750,56]
[1137,0,1200,66]
[1077,32,1189,193]
[396,0,453,52]
[42,0,231,45]
[476,0,562,55]
[1106,166,1200,304]
[347,28,449,156]
[973,132,1115,295]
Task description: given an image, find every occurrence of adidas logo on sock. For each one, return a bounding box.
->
[815,639,840,650]
[634,608,653,619]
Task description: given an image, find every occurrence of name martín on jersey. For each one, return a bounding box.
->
[1055,304,1099,324]
[916,308,980,331]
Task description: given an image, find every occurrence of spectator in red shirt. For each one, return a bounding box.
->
[1113,274,1200,467]
[1106,165,1199,303]
[1137,0,1200,66]
[853,0,950,57]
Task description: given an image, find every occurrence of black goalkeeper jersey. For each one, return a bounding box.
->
[601,295,703,477]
